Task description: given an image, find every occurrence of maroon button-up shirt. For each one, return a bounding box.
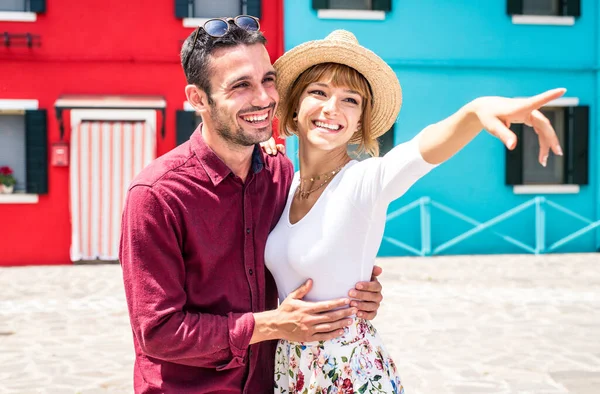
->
[119,126,293,393]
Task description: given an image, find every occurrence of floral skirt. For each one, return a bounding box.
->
[274,318,404,394]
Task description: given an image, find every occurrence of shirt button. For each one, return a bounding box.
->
[246,228,251,234]
[248,269,253,275]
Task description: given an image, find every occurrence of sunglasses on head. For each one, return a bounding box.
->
[183,15,260,70]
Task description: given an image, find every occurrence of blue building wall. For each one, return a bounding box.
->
[283,0,599,255]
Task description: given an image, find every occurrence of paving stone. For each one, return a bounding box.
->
[0,254,599,393]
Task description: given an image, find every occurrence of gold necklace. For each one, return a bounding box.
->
[296,164,345,200]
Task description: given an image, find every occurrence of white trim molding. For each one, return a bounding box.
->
[0,99,39,111]
[70,109,157,133]
[55,95,166,109]
[546,97,580,107]
[513,185,580,194]
[183,17,211,28]
[0,193,39,204]
[515,97,579,107]
[317,9,386,20]
[512,15,575,26]
[0,11,36,22]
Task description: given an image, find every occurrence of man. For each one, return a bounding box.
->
[119,17,384,393]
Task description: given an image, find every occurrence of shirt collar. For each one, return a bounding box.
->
[191,124,266,186]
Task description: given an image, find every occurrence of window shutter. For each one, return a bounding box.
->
[246,0,262,18]
[312,0,329,10]
[566,105,589,185]
[29,0,46,13]
[564,0,581,17]
[506,0,523,15]
[176,110,197,146]
[372,0,392,12]
[505,124,523,185]
[175,0,191,18]
[25,110,48,194]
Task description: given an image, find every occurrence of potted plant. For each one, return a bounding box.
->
[0,166,17,194]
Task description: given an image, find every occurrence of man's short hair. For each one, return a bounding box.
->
[180,21,267,100]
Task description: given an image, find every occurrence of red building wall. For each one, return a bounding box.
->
[0,0,284,266]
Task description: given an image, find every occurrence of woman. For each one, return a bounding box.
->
[264,30,564,393]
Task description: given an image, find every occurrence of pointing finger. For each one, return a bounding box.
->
[482,115,517,150]
[526,88,566,111]
[531,110,562,157]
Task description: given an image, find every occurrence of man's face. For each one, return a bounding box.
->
[204,44,279,146]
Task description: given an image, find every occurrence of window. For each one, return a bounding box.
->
[193,1,240,19]
[312,0,392,12]
[505,105,589,187]
[0,110,48,194]
[507,0,580,17]
[329,0,371,10]
[0,115,26,190]
[0,0,45,13]
[175,0,261,20]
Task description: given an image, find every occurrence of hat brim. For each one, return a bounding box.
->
[274,36,402,144]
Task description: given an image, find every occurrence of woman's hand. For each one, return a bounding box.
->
[350,265,383,320]
[470,87,565,166]
[259,137,286,156]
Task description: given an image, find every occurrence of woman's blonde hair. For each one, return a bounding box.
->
[278,62,379,157]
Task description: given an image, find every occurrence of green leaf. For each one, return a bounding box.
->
[289,370,294,378]
[373,375,381,381]
[296,346,301,358]
[358,382,369,394]
[341,356,348,362]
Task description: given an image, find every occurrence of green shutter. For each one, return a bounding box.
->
[566,106,589,185]
[25,110,48,194]
[565,0,581,17]
[176,110,197,146]
[175,0,191,18]
[246,0,261,18]
[372,0,392,12]
[506,0,523,15]
[505,123,523,185]
[29,0,46,13]
[312,0,329,10]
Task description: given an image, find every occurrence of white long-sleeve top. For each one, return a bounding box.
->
[265,136,438,302]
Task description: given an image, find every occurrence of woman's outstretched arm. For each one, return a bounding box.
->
[418,88,565,166]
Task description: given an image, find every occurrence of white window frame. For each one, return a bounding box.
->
[512,96,580,195]
[0,11,37,22]
[183,17,211,28]
[511,15,575,26]
[0,99,40,204]
[317,9,385,20]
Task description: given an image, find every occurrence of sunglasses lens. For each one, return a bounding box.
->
[204,19,229,37]
[236,16,259,31]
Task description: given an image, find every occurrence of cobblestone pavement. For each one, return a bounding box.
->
[0,254,599,394]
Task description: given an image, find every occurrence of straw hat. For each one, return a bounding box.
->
[274,29,402,144]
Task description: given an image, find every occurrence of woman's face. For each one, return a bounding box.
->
[295,79,363,153]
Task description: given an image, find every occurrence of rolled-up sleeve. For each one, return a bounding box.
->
[119,185,254,368]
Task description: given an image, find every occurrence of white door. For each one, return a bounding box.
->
[69,115,156,261]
